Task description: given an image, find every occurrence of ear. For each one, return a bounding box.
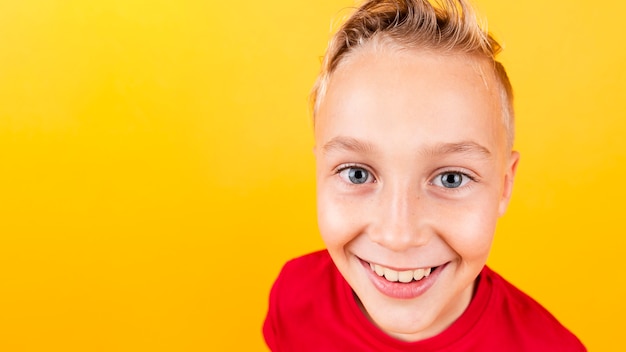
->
[498,151,520,216]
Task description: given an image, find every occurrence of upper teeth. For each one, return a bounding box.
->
[369,263,432,283]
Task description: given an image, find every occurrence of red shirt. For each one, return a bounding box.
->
[263,250,585,351]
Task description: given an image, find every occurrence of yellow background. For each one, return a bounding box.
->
[0,0,624,350]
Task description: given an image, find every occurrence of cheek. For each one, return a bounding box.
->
[443,198,499,261]
[316,190,362,249]
[317,197,346,248]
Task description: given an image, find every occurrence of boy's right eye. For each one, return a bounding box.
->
[338,167,374,184]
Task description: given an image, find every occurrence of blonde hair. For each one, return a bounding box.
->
[311,0,515,149]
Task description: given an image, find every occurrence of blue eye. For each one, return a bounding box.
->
[348,168,369,184]
[339,167,372,184]
[434,172,470,188]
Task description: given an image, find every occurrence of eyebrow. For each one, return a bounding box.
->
[322,136,491,158]
[322,136,376,154]
[423,141,492,159]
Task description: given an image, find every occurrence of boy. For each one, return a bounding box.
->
[263,0,586,350]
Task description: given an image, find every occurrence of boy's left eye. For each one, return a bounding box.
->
[432,172,471,189]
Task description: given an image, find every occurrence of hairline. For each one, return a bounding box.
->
[310,0,515,151]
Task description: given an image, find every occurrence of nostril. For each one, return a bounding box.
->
[368,227,431,252]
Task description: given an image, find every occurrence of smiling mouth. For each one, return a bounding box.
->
[367,262,438,283]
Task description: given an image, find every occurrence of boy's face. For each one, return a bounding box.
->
[314,47,519,341]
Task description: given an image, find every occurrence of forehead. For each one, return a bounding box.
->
[314,47,506,157]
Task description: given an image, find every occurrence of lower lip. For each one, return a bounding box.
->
[359,259,446,299]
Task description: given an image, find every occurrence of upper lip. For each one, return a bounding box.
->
[358,256,441,271]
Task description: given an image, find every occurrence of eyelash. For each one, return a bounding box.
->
[334,164,478,189]
[430,169,478,191]
[334,163,376,182]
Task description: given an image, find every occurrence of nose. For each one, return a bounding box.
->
[368,182,431,252]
